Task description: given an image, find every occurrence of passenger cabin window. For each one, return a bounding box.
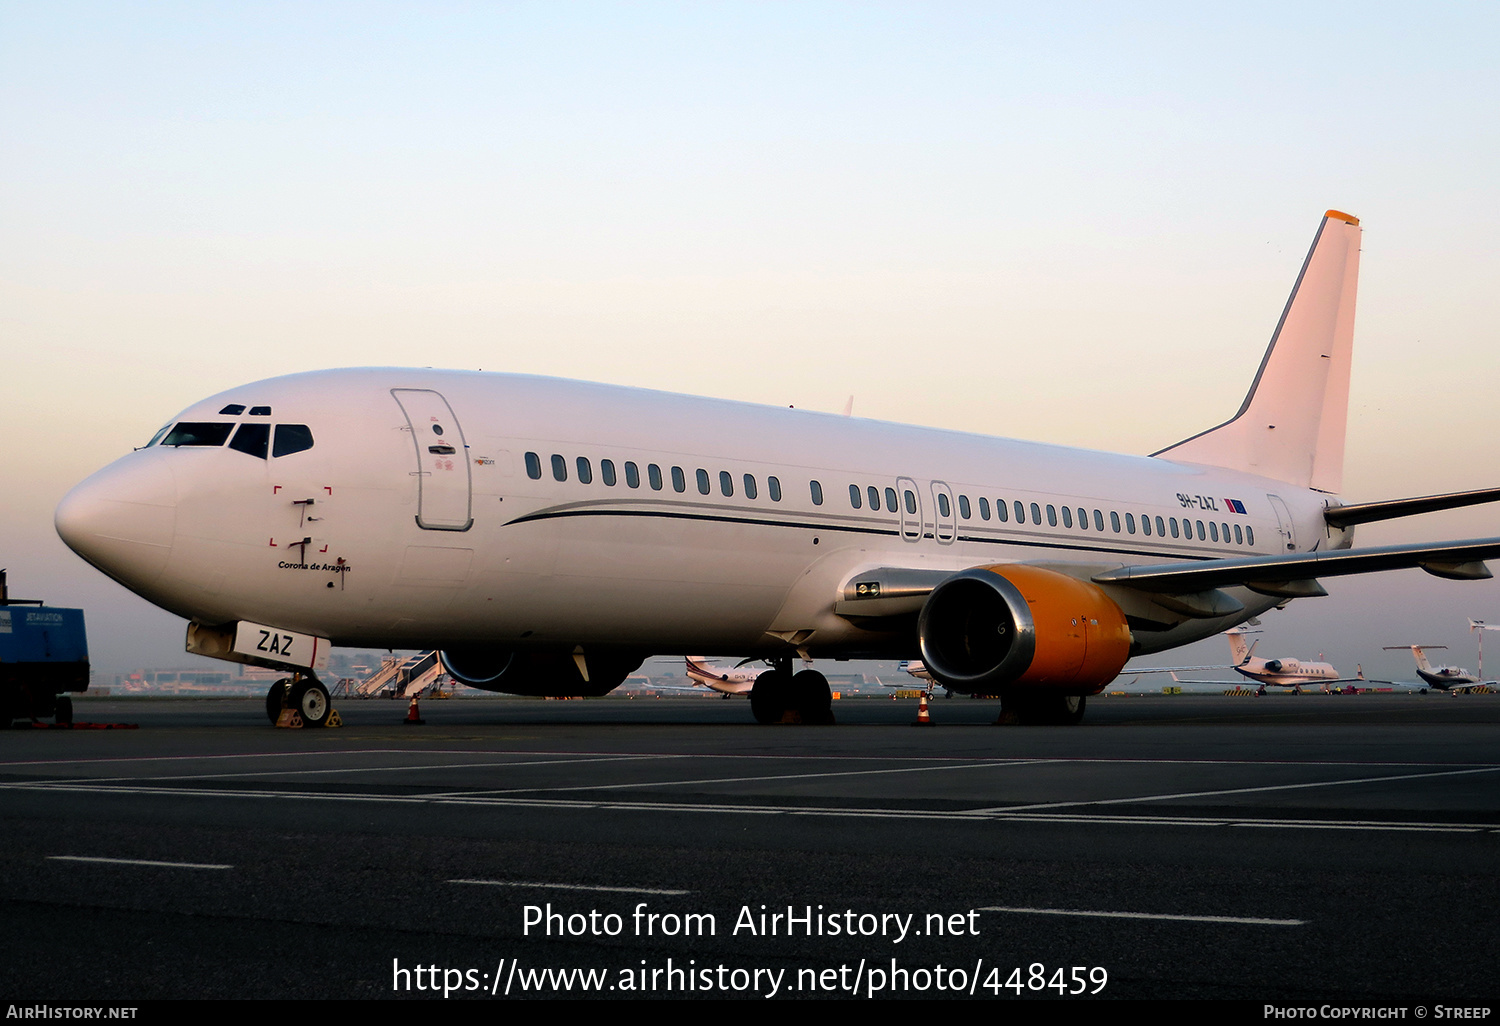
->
[1015,501,1026,524]
[979,497,991,520]
[959,495,971,519]
[625,461,641,488]
[811,481,824,506]
[671,467,686,493]
[272,424,314,458]
[849,485,862,509]
[1234,524,1244,544]
[1209,522,1219,542]
[551,454,567,482]
[577,457,593,484]
[939,494,951,518]
[1125,513,1136,535]
[601,459,617,486]
[1246,526,1255,546]
[525,452,542,479]
[720,471,734,497]
[1094,509,1104,531]
[1156,516,1166,536]
[744,474,758,499]
[1141,514,1151,536]
[1077,507,1087,529]
[1169,517,1180,538]
[695,468,710,494]
[868,486,880,510]
[1046,504,1057,527]
[218,404,246,415]
[1110,511,1121,533]
[162,422,235,447]
[648,464,663,490]
[769,476,782,501]
[228,423,269,460]
[904,490,917,515]
[996,500,1009,523]
[885,487,898,512]
[1061,506,1072,528]
[1030,502,1042,525]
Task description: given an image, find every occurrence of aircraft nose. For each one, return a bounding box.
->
[55,454,178,588]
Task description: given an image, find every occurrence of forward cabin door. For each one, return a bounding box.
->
[391,388,473,531]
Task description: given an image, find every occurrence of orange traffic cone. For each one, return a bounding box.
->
[913,693,932,726]
[403,697,425,726]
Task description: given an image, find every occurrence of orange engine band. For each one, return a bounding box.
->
[917,564,1132,694]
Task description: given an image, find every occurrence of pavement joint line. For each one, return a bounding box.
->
[6,781,1495,833]
[449,879,692,896]
[459,759,1064,795]
[47,855,233,870]
[977,905,1305,926]
[40,753,682,787]
[973,765,1500,813]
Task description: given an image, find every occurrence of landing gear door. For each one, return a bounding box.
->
[392,389,473,531]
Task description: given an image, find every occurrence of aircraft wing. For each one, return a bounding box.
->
[838,537,1500,620]
[1091,537,1500,593]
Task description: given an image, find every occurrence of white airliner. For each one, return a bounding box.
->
[54,211,1500,727]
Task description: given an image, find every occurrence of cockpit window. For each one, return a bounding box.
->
[228,423,270,460]
[249,406,272,416]
[218,404,246,415]
[161,422,235,447]
[145,424,172,447]
[272,424,314,457]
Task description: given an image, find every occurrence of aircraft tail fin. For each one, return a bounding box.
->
[1153,210,1362,493]
[1226,631,1254,666]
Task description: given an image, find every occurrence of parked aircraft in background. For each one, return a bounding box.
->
[55,211,1500,727]
[1164,629,1356,692]
[684,656,765,697]
[1382,645,1484,691]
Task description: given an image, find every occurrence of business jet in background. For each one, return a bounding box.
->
[1161,628,1354,693]
[1381,645,1485,692]
[684,656,765,698]
[55,211,1500,727]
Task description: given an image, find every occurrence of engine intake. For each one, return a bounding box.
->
[917,565,1131,694]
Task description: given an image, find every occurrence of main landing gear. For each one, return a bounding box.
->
[996,692,1087,726]
[265,675,334,728]
[749,659,834,725]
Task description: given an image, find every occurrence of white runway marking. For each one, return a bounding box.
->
[979,905,1304,926]
[48,855,232,870]
[981,765,1500,813]
[451,758,1061,796]
[7,782,1493,834]
[450,879,691,896]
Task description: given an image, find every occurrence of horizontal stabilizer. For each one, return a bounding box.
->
[1323,486,1500,528]
[1092,537,1500,593]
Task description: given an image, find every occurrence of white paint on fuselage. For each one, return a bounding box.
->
[58,368,1346,659]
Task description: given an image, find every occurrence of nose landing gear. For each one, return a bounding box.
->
[266,675,337,728]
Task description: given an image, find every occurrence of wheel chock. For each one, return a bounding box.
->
[325,709,343,728]
[275,709,304,729]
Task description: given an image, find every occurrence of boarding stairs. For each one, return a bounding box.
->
[355,651,447,698]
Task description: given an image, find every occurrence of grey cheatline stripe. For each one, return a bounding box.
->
[48,855,232,870]
[978,906,1304,926]
[450,879,691,896]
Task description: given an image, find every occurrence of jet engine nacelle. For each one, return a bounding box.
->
[437,647,643,698]
[916,564,1132,695]
[1264,659,1285,673]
